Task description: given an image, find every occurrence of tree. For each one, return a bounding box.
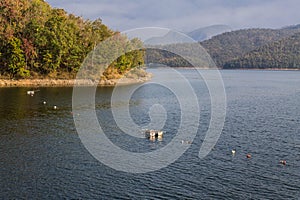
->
[0,0,145,78]
[4,37,28,77]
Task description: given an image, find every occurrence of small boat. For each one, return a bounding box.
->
[27,90,35,95]
[27,89,40,95]
[145,130,164,139]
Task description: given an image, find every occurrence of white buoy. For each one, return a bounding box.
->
[43,101,47,105]
[232,149,236,155]
[53,106,57,110]
[27,91,34,95]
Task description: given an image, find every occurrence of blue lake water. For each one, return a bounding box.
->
[0,69,300,199]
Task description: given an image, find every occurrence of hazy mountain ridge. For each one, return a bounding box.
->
[187,25,232,41]
[144,30,194,45]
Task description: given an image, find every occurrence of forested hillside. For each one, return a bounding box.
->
[201,28,300,67]
[146,27,300,69]
[224,32,300,69]
[146,43,214,68]
[0,0,144,79]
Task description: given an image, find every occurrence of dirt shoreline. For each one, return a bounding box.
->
[0,75,152,88]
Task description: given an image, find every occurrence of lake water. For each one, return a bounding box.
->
[1,69,300,199]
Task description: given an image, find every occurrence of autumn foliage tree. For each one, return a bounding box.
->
[0,0,144,78]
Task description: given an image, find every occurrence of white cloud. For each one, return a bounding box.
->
[46,0,300,32]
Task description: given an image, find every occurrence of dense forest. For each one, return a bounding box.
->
[224,32,300,69]
[0,0,144,79]
[201,27,300,67]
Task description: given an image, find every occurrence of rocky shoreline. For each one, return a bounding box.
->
[0,75,152,88]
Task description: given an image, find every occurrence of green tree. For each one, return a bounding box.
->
[5,37,28,77]
[0,0,145,79]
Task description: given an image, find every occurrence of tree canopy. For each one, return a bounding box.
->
[224,32,300,69]
[201,28,300,67]
[145,27,300,69]
[0,0,144,79]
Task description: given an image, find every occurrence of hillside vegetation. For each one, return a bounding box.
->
[146,43,214,67]
[146,27,300,69]
[224,32,300,69]
[201,28,300,67]
[0,0,144,79]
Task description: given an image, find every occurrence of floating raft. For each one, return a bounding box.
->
[145,130,163,138]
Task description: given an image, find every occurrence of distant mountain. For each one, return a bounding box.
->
[144,25,231,45]
[187,25,232,41]
[144,30,193,45]
[281,24,300,30]
[224,32,300,69]
[201,27,300,67]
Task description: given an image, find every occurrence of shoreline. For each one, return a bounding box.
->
[222,68,300,71]
[148,66,300,71]
[0,75,152,88]
[1,68,299,87]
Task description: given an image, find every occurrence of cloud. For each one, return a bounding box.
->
[46,0,300,32]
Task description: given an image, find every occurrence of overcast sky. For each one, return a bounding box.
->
[46,0,300,32]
